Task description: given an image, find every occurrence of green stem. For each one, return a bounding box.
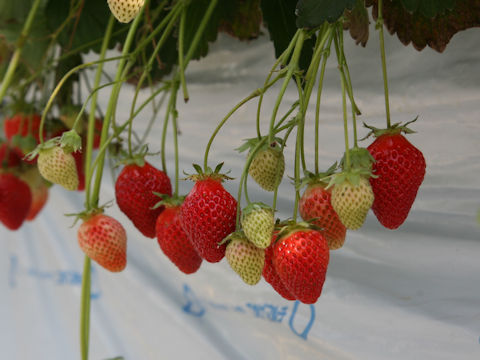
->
[377,0,391,128]
[0,0,43,103]
[338,46,351,170]
[315,34,333,174]
[161,80,177,173]
[90,7,146,208]
[178,6,189,102]
[85,15,115,210]
[268,30,306,145]
[203,72,284,169]
[256,30,300,139]
[37,55,126,144]
[80,256,91,360]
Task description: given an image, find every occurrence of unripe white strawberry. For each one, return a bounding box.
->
[37,146,79,191]
[225,233,265,285]
[107,0,145,23]
[241,202,274,249]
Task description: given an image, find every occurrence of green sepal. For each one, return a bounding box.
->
[151,194,185,210]
[340,147,375,172]
[64,201,112,227]
[325,168,372,189]
[24,136,62,161]
[235,135,284,154]
[60,129,82,154]
[274,220,322,244]
[115,145,160,168]
[362,116,419,140]
[219,230,245,246]
[241,202,273,218]
[184,162,234,182]
[295,162,338,190]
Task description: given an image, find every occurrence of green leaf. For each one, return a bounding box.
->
[295,0,356,28]
[260,0,315,71]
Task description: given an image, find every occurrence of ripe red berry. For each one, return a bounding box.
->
[273,229,329,304]
[156,206,202,274]
[299,182,347,250]
[0,173,32,230]
[180,177,237,263]
[367,133,426,229]
[263,236,296,301]
[115,161,172,238]
[77,214,127,272]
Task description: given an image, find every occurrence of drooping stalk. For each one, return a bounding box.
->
[377,0,391,128]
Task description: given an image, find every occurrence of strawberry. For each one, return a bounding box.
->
[107,0,145,23]
[0,173,32,230]
[0,143,22,169]
[37,146,79,191]
[366,123,426,229]
[263,236,296,301]
[20,167,49,221]
[273,227,329,304]
[241,202,274,249]
[299,182,347,250]
[4,113,43,144]
[156,204,202,274]
[249,142,285,191]
[77,214,127,272]
[237,137,285,191]
[115,160,172,238]
[225,232,265,285]
[331,176,374,230]
[72,150,85,191]
[179,164,237,263]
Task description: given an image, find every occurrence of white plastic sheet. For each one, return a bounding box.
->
[1,26,480,359]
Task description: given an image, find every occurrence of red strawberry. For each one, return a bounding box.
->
[0,143,22,168]
[115,161,172,238]
[366,124,426,229]
[299,182,347,250]
[156,205,202,274]
[4,113,43,143]
[0,173,32,230]
[273,228,329,304]
[20,167,49,221]
[179,165,237,263]
[72,150,85,191]
[263,236,296,301]
[77,214,127,272]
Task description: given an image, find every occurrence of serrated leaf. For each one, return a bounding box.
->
[260,0,315,72]
[367,0,480,52]
[296,0,356,28]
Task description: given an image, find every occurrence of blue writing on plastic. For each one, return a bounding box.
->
[288,301,315,340]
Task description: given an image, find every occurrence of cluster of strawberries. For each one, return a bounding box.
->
[0,110,101,230]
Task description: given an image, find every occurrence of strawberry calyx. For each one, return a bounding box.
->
[236,135,284,155]
[325,167,372,190]
[115,145,159,168]
[151,194,185,210]
[362,117,418,140]
[185,162,234,183]
[340,147,375,172]
[219,230,245,246]
[274,221,321,244]
[296,163,338,190]
[25,130,82,161]
[241,202,273,217]
[66,202,112,226]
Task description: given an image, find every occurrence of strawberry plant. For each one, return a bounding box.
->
[0,0,478,358]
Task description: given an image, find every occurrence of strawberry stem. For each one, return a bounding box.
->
[80,256,91,360]
[377,0,392,129]
[178,5,189,103]
[315,33,333,174]
[256,30,300,139]
[268,30,306,146]
[85,15,115,211]
[335,32,351,170]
